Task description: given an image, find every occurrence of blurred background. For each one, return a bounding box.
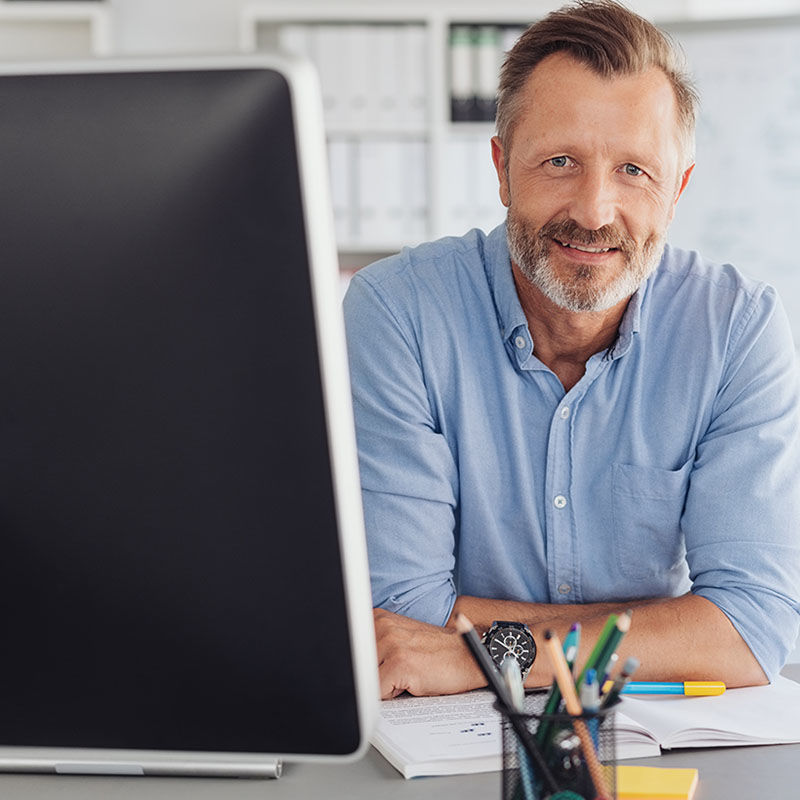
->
[5,0,799,331]
[3,0,799,661]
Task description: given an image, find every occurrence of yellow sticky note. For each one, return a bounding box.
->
[616,765,699,800]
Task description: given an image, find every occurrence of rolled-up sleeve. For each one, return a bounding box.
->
[685,284,800,680]
[343,270,458,625]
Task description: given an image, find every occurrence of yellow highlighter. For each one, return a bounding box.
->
[602,680,726,696]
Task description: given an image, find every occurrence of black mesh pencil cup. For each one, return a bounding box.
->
[498,697,618,800]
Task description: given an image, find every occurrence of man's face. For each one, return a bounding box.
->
[492,52,694,313]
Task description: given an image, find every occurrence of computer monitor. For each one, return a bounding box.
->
[0,55,377,776]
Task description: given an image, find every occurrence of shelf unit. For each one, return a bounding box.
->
[239,1,800,270]
[239,3,535,268]
[0,2,111,59]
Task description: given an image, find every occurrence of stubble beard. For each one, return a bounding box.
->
[506,206,666,313]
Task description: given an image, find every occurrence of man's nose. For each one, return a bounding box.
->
[567,170,617,231]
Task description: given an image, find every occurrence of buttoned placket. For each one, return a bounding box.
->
[543,353,610,603]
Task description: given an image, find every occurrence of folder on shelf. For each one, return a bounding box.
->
[372,25,401,130]
[311,24,344,129]
[342,24,371,130]
[449,25,475,122]
[328,138,355,246]
[474,25,500,121]
[402,24,428,130]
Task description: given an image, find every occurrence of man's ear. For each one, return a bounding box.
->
[668,163,695,223]
[677,163,694,201]
[491,136,511,207]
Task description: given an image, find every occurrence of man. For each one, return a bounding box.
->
[343,1,800,699]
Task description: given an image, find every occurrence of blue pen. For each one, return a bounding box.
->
[614,680,726,696]
[563,622,581,677]
[580,668,600,749]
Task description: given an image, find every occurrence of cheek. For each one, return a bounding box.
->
[621,190,676,239]
[510,180,565,224]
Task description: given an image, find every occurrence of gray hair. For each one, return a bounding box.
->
[496,1,698,166]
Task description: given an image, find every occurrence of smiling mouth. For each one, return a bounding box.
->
[555,239,617,254]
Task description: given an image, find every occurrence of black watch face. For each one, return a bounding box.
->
[486,625,536,672]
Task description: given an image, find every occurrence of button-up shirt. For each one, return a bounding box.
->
[343,224,800,680]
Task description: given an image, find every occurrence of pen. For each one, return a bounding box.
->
[602,680,726,696]
[501,657,525,712]
[455,614,558,794]
[600,656,639,709]
[580,668,599,712]
[563,622,581,677]
[501,659,536,800]
[581,668,600,749]
[543,630,611,800]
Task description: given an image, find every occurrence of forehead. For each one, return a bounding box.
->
[510,52,682,166]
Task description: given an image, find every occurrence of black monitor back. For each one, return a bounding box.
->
[0,56,376,771]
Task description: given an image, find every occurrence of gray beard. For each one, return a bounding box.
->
[506,208,665,313]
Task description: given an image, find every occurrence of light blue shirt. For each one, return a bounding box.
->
[343,224,800,680]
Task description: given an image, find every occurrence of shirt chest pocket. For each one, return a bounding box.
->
[611,460,693,581]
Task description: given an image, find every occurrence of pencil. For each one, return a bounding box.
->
[536,621,584,746]
[454,614,559,794]
[581,610,632,689]
[576,613,618,688]
[543,629,611,800]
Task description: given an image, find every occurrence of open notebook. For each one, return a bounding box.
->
[372,675,800,778]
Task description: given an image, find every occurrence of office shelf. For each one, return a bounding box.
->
[240,2,528,266]
[0,2,111,59]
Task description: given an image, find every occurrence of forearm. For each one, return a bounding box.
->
[448,593,767,689]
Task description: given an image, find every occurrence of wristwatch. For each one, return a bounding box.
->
[481,620,536,680]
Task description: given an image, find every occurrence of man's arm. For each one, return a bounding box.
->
[375,593,767,699]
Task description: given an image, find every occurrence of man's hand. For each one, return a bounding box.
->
[373,608,486,699]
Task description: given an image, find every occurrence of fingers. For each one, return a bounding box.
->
[371,607,485,697]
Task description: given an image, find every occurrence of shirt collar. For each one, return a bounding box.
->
[484,223,529,346]
[484,221,652,361]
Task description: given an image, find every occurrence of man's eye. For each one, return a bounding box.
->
[623,163,644,176]
[548,156,569,168]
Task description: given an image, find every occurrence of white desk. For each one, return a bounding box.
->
[2,665,797,800]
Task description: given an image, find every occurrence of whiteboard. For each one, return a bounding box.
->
[666,19,800,347]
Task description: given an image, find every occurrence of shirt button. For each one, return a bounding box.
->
[514,335,526,349]
[559,406,570,419]
[554,495,567,509]
[558,583,572,595]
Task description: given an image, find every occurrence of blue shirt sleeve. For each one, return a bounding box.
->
[343,268,458,625]
[685,284,800,680]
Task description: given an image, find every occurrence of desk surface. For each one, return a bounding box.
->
[3,665,798,800]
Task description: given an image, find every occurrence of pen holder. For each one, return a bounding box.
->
[498,698,618,800]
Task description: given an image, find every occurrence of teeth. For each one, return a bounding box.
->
[560,241,611,253]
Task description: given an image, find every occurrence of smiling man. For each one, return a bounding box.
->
[343,1,800,699]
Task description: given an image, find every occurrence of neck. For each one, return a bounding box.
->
[512,262,630,392]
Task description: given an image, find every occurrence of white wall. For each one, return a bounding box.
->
[106,0,800,56]
[108,0,250,55]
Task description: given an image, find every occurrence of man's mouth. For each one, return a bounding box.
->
[555,239,617,254]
